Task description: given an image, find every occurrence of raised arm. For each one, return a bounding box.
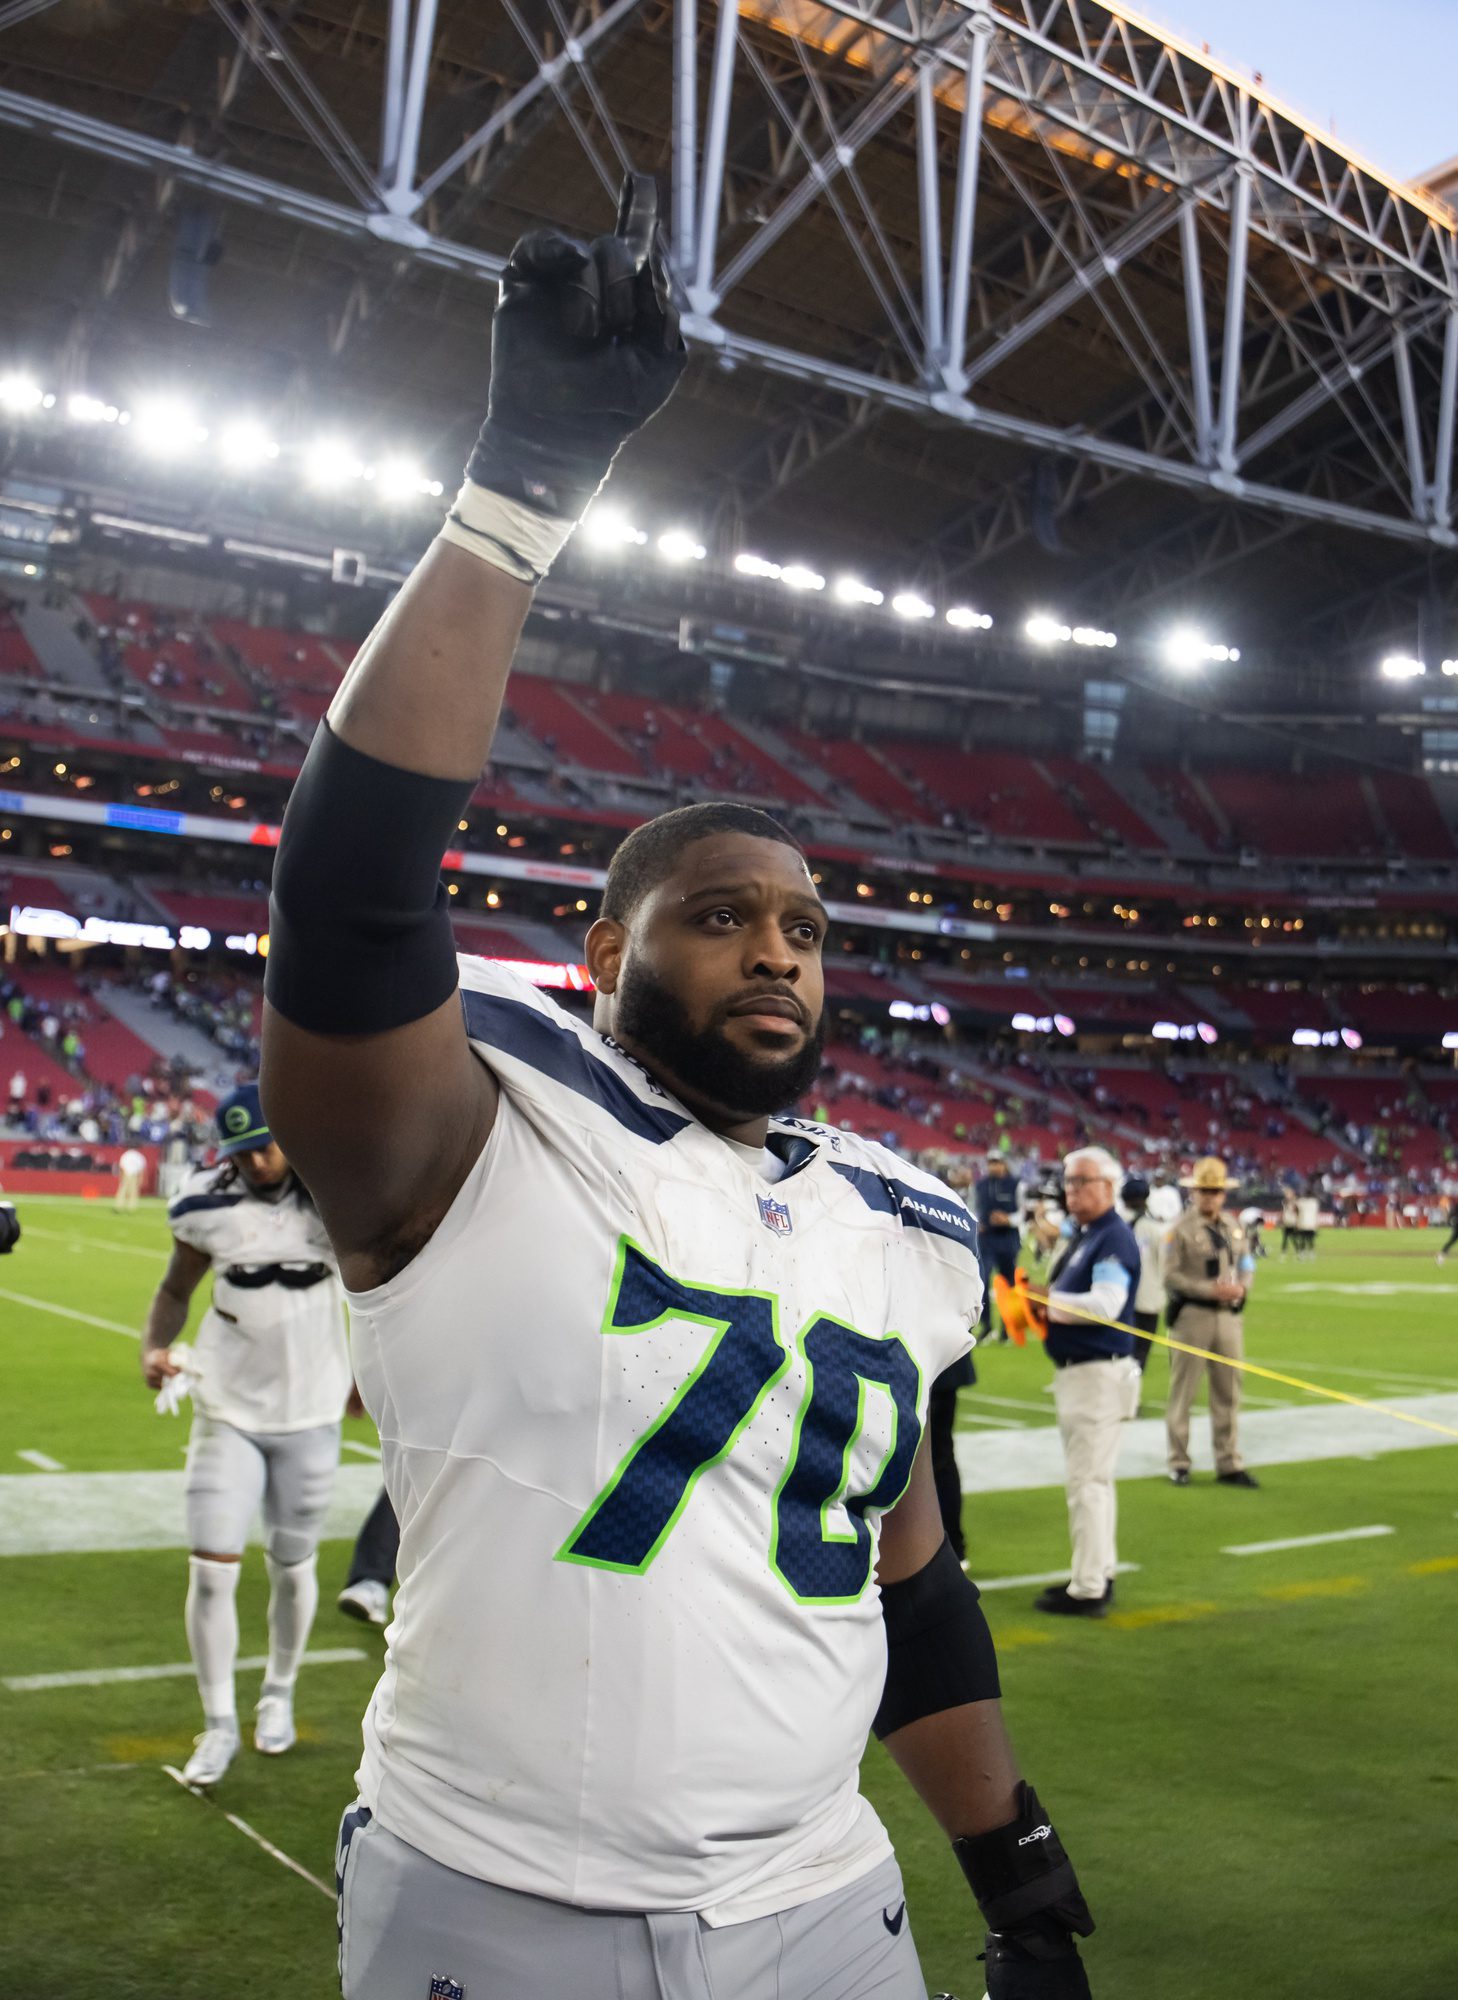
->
[875,1449,1095,1998]
[260,176,684,1287]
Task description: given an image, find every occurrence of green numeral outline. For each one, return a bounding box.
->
[555,1236,790,1575]
[769,1317,924,1607]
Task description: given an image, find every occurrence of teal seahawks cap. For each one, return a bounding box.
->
[215,1082,272,1158]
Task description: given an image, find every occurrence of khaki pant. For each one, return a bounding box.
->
[1166,1310,1245,1475]
[1052,1356,1139,1599]
[114,1167,142,1211]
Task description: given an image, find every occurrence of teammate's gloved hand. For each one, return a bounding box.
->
[468,173,686,521]
[982,1919,1093,1999]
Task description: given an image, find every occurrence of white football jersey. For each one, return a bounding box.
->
[168,1165,350,1434]
[347,957,982,1924]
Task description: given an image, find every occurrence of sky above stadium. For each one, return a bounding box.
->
[1138,0,1457,182]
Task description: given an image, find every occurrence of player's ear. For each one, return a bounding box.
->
[585,916,624,996]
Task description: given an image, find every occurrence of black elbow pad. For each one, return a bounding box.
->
[873,1537,1000,1738]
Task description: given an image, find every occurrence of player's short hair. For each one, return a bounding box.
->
[600,801,804,923]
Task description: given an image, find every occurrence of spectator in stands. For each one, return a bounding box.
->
[1164,1157,1258,1489]
[1034,1148,1140,1619]
[8,1068,24,1120]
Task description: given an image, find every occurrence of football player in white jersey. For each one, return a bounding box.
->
[140,1082,352,1788]
[262,180,1097,1999]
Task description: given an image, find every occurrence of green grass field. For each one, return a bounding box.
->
[1,1199,1455,1998]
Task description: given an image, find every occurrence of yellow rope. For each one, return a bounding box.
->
[1017,1288,1458,1441]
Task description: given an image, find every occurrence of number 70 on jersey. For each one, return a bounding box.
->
[557,1239,924,1605]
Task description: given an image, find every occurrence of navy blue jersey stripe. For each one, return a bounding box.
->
[168,1192,246,1222]
[460,988,692,1145]
[830,1161,979,1252]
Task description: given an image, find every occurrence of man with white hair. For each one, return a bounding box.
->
[1033,1148,1141,1619]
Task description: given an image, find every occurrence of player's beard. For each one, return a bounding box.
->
[614,959,827,1117]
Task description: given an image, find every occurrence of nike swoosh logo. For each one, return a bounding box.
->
[883,1902,906,1937]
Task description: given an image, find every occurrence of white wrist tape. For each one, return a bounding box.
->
[437,479,577,583]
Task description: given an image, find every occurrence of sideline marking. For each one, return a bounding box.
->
[1407,1555,1458,1576]
[16,1450,63,1473]
[163,1765,334,1898]
[19,1224,160,1260]
[1107,1601,1219,1631]
[4,1647,365,1693]
[1261,1575,1368,1601]
[0,1288,138,1338]
[0,1760,141,1785]
[1223,1524,1395,1557]
[959,1413,1027,1430]
[963,1393,1059,1416]
[340,1440,382,1459]
[976,1563,1140,1593]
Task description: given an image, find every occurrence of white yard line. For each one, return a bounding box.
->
[4,1647,365,1693]
[163,1766,334,1898]
[340,1440,382,1459]
[959,1414,1028,1430]
[1222,1525,1396,1558]
[0,1287,138,1338]
[1259,1358,1458,1392]
[975,1562,1140,1592]
[953,1392,1458,1493]
[15,1450,63,1473]
[0,1463,386,1555]
[19,1224,161,1260]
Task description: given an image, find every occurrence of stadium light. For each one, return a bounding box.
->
[1026,613,1071,644]
[946,606,993,631]
[656,528,707,562]
[376,456,440,501]
[1380,654,1426,679]
[892,591,935,621]
[304,439,365,488]
[131,399,207,456]
[1164,627,1240,668]
[583,506,647,550]
[834,575,884,607]
[0,373,43,414]
[67,392,120,424]
[1442,660,1458,676]
[1071,625,1117,648]
[779,563,825,591]
[218,421,280,471]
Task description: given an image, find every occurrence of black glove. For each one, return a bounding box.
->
[467,172,686,521]
[983,1919,1093,2000]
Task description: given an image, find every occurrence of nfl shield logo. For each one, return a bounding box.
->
[429,1980,465,2000]
[757,1192,793,1236]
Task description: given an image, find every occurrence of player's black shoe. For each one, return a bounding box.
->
[1217,1469,1260,1488]
[1032,1583,1111,1618]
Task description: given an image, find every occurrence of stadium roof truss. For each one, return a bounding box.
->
[0,0,1455,565]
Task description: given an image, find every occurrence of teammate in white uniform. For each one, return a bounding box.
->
[262,180,1096,2000]
[140,1082,351,1788]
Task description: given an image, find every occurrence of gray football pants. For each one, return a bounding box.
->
[337,1810,931,2000]
[185,1413,340,1564]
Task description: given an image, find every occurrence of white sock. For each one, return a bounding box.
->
[263,1552,319,1694]
[185,1555,241,1727]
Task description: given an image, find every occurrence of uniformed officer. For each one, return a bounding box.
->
[1163,1157,1258,1489]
